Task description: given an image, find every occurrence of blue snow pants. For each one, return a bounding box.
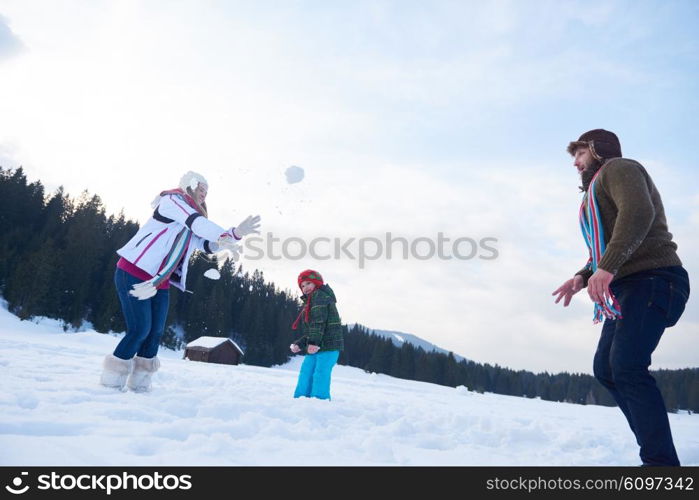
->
[113,267,169,360]
[294,350,340,400]
[593,266,689,466]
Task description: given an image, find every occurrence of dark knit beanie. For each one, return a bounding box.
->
[297,269,324,289]
[567,129,622,161]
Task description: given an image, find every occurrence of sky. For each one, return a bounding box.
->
[2,305,698,466]
[0,0,697,374]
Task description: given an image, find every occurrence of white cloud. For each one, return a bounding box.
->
[0,13,23,60]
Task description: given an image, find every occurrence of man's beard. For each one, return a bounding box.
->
[578,159,603,192]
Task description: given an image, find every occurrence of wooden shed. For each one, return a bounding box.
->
[184,336,244,366]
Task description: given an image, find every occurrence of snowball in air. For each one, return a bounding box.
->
[204,269,221,280]
[285,165,305,184]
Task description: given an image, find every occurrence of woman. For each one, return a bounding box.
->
[100,171,260,392]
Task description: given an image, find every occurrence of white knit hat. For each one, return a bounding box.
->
[151,171,209,210]
[179,171,208,192]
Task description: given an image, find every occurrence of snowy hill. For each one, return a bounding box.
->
[1,306,698,466]
[354,323,467,362]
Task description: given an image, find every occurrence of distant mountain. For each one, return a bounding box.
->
[353,324,468,362]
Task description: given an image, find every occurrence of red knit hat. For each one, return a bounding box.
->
[297,269,324,289]
[292,270,324,330]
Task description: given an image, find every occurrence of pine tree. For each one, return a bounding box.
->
[688,378,699,413]
[0,168,46,292]
[54,192,108,328]
[5,239,59,319]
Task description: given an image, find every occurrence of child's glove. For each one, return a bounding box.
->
[232,215,261,239]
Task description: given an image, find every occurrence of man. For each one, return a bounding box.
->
[552,129,690,466]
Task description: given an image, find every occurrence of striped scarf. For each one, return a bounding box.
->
[129,191,200,300]
[579,169,622,323]
[292,291,315,330]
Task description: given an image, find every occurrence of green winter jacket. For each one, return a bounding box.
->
[294,284,344,352]
[575,158,682,285]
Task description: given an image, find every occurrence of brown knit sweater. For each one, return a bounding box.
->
[576,158,682,285]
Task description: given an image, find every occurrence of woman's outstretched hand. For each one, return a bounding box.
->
[233,215,262,239]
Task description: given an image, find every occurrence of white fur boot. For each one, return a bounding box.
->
[127,356,161,392]
[100,354,133,390]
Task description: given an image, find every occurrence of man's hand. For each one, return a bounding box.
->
[552,275,584,307]
[307,345,320,354]
[587,268,614,305]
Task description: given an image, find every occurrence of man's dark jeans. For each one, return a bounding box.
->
[593,266,690,466]
[113,267,170,360]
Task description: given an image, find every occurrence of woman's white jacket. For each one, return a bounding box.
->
[117,193,225,292]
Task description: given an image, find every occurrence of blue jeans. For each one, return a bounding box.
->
[294,350,340,400]
[593,266,690,466]
[113,268,170,360]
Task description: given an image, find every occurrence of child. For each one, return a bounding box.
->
[290,269,344,400]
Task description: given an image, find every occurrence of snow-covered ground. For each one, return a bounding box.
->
[1,305,698,466]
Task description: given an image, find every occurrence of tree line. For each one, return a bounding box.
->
[1,166,697,412]
[342,325,699,412]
